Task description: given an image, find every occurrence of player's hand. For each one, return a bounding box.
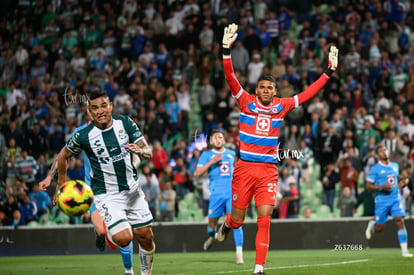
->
[125,143,141,155]
[211,154,223,164]
[39,176,52,190]
[327,46,338,71]
[53,188,58,205]
[382,183,392,191]
[222,23,238,49]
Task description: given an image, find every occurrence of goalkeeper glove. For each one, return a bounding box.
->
[222,23,238,54]
[324,46,338,77]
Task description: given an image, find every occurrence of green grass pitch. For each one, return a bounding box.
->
[0,248,412,274]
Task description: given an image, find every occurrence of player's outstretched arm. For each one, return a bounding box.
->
[222,23,243,97]
[39,148,66,190]
[294,46,339,106]
[55,148,73,204]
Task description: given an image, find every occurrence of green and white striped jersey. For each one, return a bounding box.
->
[66,115,143,195]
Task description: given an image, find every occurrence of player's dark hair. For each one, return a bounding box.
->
[258,74,276,85]
[88,90,108,102]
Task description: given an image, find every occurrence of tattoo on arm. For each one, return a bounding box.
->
[47,154,59,178]
[136,139,152,160]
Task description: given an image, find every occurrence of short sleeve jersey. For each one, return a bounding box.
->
[66,115,143,195]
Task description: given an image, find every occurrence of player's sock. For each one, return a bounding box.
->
[398,228,408,253]
[234,227,244,264]
[139,243,155,275]
[119,241,133,270]
[255,216,271,266]
[207,225,216,238]
[204,226,216,250]
[236,245,244,264]
[233,227,243,247]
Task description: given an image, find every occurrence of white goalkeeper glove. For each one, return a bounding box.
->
[222,23,238,49]
[327,46,338,71]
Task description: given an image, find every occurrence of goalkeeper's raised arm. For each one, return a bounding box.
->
[221,23,244,98]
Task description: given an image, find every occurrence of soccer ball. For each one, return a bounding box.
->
[56,180,94,216]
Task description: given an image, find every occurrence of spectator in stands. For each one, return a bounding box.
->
[285,182,300,219]
[15,150,38,190]
[150,141,168,177]
[158,165,174,191]
[303,206,313,219]
[338,157,359,198]
[19,194,38,225]
[198,76,216,112]
[173,160,192,200]
[164,92,181,139]
[67,159,85,181]
[230,41,250,75]
[141,165,160,221]
[0,191,20,227]
[29,182,51,218]
[337,186,357,217]
[321,163,339,214]
[297,139,314,190]
[158,181,176,222]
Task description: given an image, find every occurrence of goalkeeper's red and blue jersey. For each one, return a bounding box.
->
[223,53,330,164]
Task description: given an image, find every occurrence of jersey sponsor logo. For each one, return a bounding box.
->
[118,129,127,139]
[111,151,129,162]
[219,162,230,176]
[256,114,271,135]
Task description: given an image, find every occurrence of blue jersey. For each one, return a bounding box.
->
[366,161,400,200]
[69,123,91,185]
[197,149,235,195]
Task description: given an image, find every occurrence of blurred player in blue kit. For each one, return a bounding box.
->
[195,130,244,264]
[365,144,412,257]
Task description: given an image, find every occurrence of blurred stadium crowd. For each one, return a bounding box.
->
[1,0,414,227]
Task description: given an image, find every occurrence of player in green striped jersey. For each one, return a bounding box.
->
[57,90,155,275]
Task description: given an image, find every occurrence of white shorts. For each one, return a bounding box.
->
[94,186,153,235]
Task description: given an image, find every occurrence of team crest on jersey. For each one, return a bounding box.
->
[118,129,127,139]
[233,193,238,201]
[271,104,283,113]
[256,114,271,134]
[387,175,395,186]
[219,162,230,175]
